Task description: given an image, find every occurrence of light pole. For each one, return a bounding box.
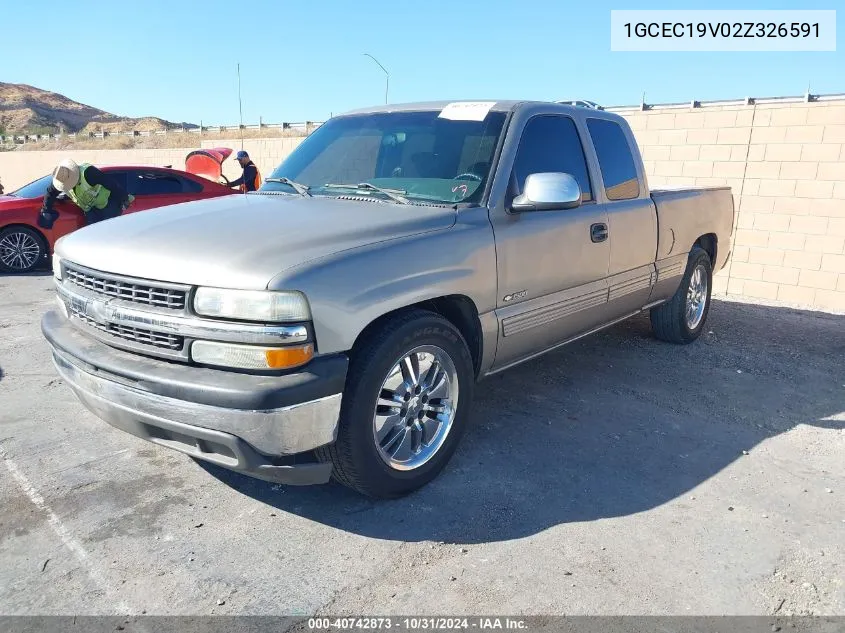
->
[363,53,389,104]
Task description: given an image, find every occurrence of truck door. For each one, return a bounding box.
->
[584,117,658,317]
[488,111,611,371]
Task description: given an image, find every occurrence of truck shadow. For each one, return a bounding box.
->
[200,299,844,544]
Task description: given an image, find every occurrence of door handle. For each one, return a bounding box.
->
[590,223,608,243]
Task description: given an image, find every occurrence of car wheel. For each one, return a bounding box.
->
[650,246,713,344]
[0,226,47,274]
[316,309,474,498]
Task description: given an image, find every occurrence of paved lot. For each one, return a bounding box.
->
[0,272,843,616]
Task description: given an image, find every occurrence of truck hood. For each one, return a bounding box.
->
[56,193,456,289]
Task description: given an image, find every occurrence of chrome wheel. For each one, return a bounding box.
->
[372,345,459,471]
[0,229,42,272]
[686,263,708,330]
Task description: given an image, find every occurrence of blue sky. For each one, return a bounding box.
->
[2,0,841,125]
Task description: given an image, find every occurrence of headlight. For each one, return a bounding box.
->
[52,255,62,280]
[192,340,314,370]
[193,288,311,322]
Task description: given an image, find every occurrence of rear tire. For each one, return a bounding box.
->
[316,309,474,498]
[650,246,712,344]
[0,226,47,274]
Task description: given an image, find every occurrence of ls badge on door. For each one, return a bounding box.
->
[503,290,527,303]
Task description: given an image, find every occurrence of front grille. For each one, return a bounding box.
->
[65,266,187,310]
[70,305,184,351]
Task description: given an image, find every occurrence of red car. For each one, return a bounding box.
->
[0,148,237,273]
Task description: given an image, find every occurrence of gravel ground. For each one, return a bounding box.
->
[0,272,843,616]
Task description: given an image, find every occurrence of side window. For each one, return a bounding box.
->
[511,115,592,202]
[586,118,640,201]
[180,177,203,193]
[103,171,128,194]
[127,172,191,196]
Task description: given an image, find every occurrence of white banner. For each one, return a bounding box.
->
[610,10,836,51]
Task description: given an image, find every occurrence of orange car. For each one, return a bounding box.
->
[0,148,236,273]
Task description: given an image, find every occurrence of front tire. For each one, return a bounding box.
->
[317,310,474,498]
[650,246,712,344]
[0,226,47,274]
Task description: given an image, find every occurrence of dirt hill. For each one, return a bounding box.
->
[0,82,195,135]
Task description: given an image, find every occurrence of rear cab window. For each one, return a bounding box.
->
[511,115,593,203]
[586,118,640,201]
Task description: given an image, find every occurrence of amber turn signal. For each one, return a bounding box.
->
[192,340,314,370]
[265,344,314,369]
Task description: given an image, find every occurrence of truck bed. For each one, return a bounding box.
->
[650,186,735,274]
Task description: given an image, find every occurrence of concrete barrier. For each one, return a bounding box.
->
[0,137,306,192]
[614,95,845,312]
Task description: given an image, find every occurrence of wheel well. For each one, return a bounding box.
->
[0,223,50,252]
[695,233,717,264]
[351,295,484,377]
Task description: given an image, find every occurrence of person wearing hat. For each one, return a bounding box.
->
[227,150,262,193]
[37,159,133,230]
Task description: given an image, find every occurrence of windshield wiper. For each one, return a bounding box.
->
[264,177,311,197]
[323,182,409,205]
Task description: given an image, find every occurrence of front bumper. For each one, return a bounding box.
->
[42,310,348,485]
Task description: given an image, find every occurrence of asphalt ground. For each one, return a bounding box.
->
[1,272,843,616]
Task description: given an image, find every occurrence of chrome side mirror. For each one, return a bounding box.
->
[511,172,582,212]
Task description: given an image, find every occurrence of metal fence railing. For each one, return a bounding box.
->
[0,121,324,147]
[4,91,843,146]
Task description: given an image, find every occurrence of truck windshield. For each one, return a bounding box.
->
[260,110,507,205]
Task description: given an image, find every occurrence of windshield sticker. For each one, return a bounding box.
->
[452,183,469,198]
[438,102,496,122]
[451,181,482,202]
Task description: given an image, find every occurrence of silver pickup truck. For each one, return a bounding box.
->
[42,100,734,498]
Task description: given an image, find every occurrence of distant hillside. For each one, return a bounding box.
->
[0,82,196,135]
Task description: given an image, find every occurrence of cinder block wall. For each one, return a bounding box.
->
[2,97,843,310]
[614,98,845,311]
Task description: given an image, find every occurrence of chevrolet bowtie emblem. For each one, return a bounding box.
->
[85,298,111,325]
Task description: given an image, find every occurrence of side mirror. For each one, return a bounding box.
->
[511,172,582,212]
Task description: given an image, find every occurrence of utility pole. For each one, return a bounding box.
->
[363,53,389,104]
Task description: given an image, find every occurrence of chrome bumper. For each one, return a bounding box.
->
[50,346,340,486]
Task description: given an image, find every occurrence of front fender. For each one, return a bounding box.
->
[268,206,498,355]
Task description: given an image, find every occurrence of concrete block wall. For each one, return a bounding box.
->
[615,98,845,311]
[0,138,306,192]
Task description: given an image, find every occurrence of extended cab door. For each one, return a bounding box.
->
[583,117,658,317]
[488,107,611,371]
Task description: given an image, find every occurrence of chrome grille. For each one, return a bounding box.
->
[64,266,187,309]
[70,304,184,351]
